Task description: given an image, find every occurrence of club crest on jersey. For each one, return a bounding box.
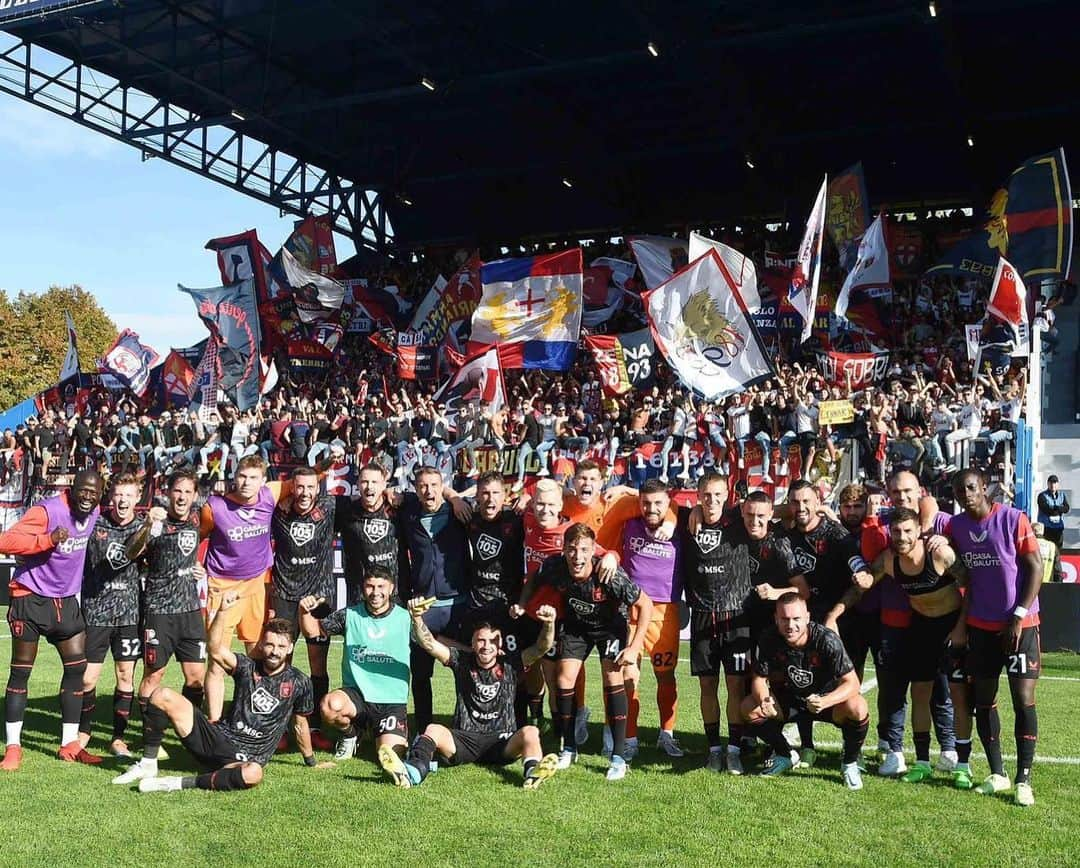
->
[250,685,281,714]
[969,530,988,543]
[280,681,293,699]
[177,528,198,557]
[105,540,131,570]
[363,518,390,544]
[793,548,817,574]
[237,508,257,522]
[476,533,502,559]
[569,598,596,616]
[748,555,760,574]
[787,665,814,690]
[289,521,316,547]
[695,529,723,554]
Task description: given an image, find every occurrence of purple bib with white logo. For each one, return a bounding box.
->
[204,487,275,580]
[14,495,99,597]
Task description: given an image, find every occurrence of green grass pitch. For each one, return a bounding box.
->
[2,622,1079,867]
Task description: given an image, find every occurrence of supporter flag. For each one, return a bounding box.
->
[397,331,437,380]
[816,348,890,390]
[433,345,506,415]
[581,266,626,328]
[161,350,196,407]
[286,337,334,376]
[790,176,828,343]
[590,257,636,290]
[629,236,691,290]
[408,254,483,345]
[826,162,871,269]
[97,329,160,397]
[285,215,342,278]
[179,279,262,410]
[273,247,347,324]
[689,232,761,312]
[59,311,80,381]
[927,148,1073,282]
[205,229,284,304]
[986,256,1029,342]
[835,214,892,340]
[644,250,774,400]
[260,355,279,396]
[469,249,583,370]
[582,265,612,305]
[188,339,219,420]
[888,224,925,279]
[584,328,656,396]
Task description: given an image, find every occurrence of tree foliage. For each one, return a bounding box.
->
[0,284,117,409]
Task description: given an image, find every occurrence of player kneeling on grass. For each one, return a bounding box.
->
[380,599,560,790]
[741,593,869,791]
[134,593,316,793]
[298,566,411,777]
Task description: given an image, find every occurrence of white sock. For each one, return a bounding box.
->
[5,721,23,747]
[61,723,79,745]
[726,744,739,753]
[142,757,158,772]
[711,745,725,754]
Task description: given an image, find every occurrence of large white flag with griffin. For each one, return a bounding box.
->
[644,251,775,400]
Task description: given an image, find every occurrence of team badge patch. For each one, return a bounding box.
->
[250,685,281,714]
[289,521,315,547]
[177,528,198,557]
[695,528,723,554]
[476,533,502,559]
[363,518,390,544]
[787,665,813,690]
[280,681,293,699]
[105,540,131,570]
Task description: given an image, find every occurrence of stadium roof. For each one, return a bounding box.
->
[1,0,1078,250]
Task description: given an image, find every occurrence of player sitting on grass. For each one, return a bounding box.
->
[741,593,869,790]
[378,599,560,789]
[133,592,316,793]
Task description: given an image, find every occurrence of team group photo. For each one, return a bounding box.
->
[1,1,1078,866]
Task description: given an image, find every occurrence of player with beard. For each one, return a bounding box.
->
[743,593,869,789]
[1,469,103,770]
[382,601,561,789]
[269,466,336,752]
[859,470,957,778]
[783,480,871,767]
[598,479,685,760]
[940,470,1042,807]
[112,468,207,786]
[520,524,653,781]
[134,595,315,793]
[831,484,878,682]
[336,463,400,605]
[831,507,973,788]
[299,567,411,781]
[78,474,145,759]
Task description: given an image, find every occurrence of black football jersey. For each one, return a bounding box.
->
[448,648,521,736]
[142,513,202,615]
[467,510,525,608]
[271,495,336,601]
[783,518,859,617]
[537,555,640,632]
[754,621,853,699]
[336,497,398,588]
[82,513,142,626]
[220,655,314,766]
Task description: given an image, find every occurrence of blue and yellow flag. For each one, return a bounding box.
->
[928,148,1073,282]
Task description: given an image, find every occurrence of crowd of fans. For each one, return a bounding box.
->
[3,216,1059,516]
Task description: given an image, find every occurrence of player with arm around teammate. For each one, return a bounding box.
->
[381,601,561,789]
[134,592,316,793]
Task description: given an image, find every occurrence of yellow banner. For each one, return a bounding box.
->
[818,400,854,426]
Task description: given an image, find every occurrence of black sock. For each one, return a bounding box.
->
[956,738,972,765]
[727,723,746,750]
[605,685,628,759]
[913,730,931,764]
[311,676,329,729]
[183,766,251,791]
[797,716,815,751]
[523,757,539,778]
[406,735,437,782]
[112,690,134,741]
[141,698,167,760]
[704,721,721,749]
[5,663,32,730]
[1015,704,1037,785]
[528,692,545,721]
[59,653,86,728]
[841,716,870,765]
[181,684,204,712]
[754,721,792,758]
[556,688,576,751]
[975,703,1005,776]
[79,687,97,738]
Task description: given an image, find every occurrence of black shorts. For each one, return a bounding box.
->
[143,611,206,671]
[448,729,515,766]
[85,623,141,664]
[690,609,752,677]
[7,593,84,644]
[339,686,408,739]
[907,609,961,683]
[837,610,880,675]
[181,708,255,768]
[967,624,1041,681]
[773,689,840,724]
[266,592,331,645]
[557,621,627,662]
